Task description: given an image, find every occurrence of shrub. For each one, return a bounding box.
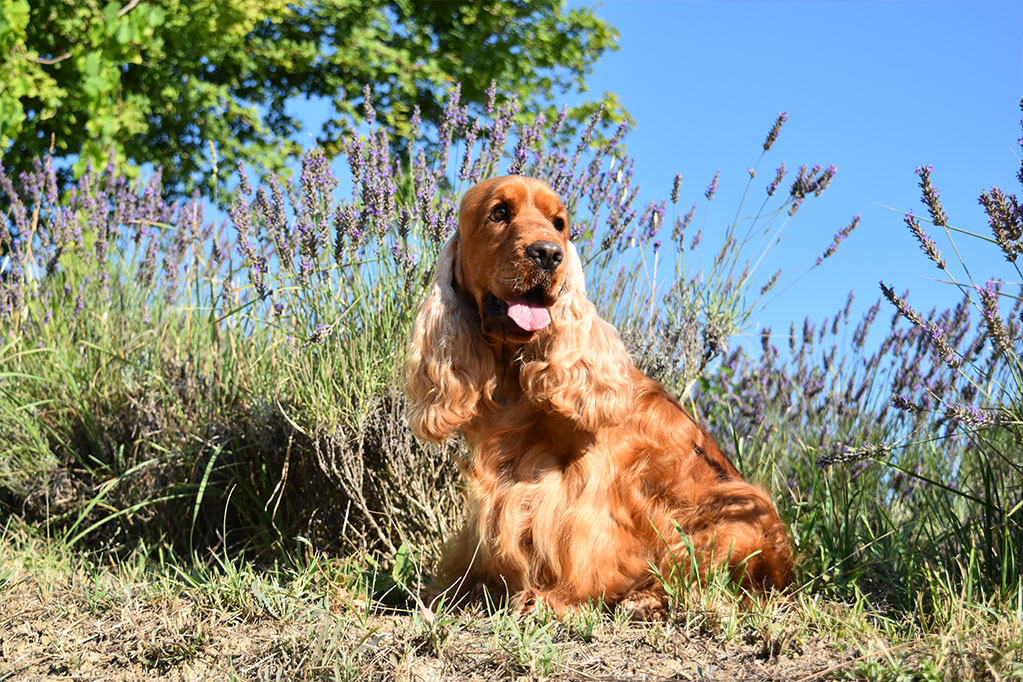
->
[0,86,848,567]
[693,98,1023,609]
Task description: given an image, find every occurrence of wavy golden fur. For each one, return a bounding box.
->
[405,176,793,617]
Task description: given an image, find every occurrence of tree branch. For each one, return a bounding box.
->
[118,0,142,18]
[27,51,72,65]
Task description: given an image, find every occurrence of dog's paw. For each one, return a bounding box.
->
[512,589,570,617]
[512,588,541,615]
[618,590,668,621]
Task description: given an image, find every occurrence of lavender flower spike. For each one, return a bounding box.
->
[362,84,376,125]
[924,320,963,369]
[760,269,781,296]
[880,282,925,328]
[763,111,787,151]
[979,186,1022,263]
[766,162,786,197]
[892,394,925,413]
[816,442,888,468]
[904,210,946,270]
[945,403,1004,428]
[915,165,949,227]
[977,280,1012,356]
[817,215,861,265]
[705,170,720,200]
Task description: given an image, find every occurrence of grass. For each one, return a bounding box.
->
[2,92,1022,680]
[3,519,1020,681]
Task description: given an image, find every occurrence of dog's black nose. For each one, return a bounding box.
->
[525,240,564,272]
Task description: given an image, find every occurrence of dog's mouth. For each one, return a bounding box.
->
[485,285,552,334]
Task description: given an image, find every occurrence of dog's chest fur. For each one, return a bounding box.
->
[460,406,666,600]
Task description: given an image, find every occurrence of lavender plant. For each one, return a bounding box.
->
[1,84,857,565]
[607,113,853,398]
[691,98,1023,606]
[873,106,1023,595]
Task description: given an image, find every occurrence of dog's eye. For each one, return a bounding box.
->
[489,205,509,223]
[552,217,566,232]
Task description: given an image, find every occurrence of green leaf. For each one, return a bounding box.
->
[391,541,415,588]
[0,0,30,35]
[82,50,102,78]
[147,5,165,28]
[102,2,120,28]
[116,20,132,45]
[191,445,223,540]
[82,75,103,98]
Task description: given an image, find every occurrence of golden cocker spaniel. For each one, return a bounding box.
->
[405,176,793,617]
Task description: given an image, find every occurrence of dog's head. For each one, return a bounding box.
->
[455,176,572,344]
[405,176,632,442]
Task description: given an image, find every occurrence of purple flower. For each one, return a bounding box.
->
[257,178,290,261]
[484,80,498,116]
[237,162,252,196]
[924,321,962,369]
[977,280,1011,355]
[549,106,568,140]
[362,84,376,126]
[301,148,337,234]
[915,164,948,227]
[310,323,329,344]
[852,300,880,350]
[407,105,422,141]
[760,326,773,354]
[640,199,666,240]
[704,170,720,200]
[673,203,696,250]
[509,112,546,176]
[73,284,85,319]
[458,118,481,181]
[944,403,1003,428]
[435,84,463,180]
[0,166,30,239]
[979,186,1022,263]
[892,394,925,413]
[689,227,703,251]
[136,235,159,286]
[789,163,836,203]
[760,269,781,296]
[903,210,946,270]
[816,443,887,468]
[880,282,925,329]
[815,165,836,196]
[763,111,788,151]
[817,215,861,265]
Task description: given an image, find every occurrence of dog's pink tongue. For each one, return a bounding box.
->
[506,299,551,332]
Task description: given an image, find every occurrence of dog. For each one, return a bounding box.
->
[404,176,793,618]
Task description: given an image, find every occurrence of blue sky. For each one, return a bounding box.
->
[284,1,1021,351]
[564,0,1022,347]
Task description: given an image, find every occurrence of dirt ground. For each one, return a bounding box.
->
[1,571,865,682]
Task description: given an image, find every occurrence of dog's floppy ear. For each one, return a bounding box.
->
[519,242,635,431]
[404,237,495,442]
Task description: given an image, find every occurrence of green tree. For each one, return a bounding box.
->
[0,0,624,195]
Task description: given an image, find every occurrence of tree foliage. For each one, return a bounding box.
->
[0,0,624,195]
